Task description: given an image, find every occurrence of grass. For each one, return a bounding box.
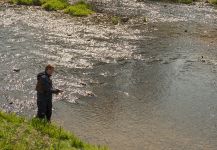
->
[0,111,108,150]
[178,0,193,4]
[10,0,94,16]
[64,1,93,16]
[42,0,68,11]
[10,0,41,5]
[208,0,217,4]
[111,16,119,25]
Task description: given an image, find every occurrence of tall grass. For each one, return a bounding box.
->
[0,111,108,150]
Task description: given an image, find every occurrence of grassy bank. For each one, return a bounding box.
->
[10,0,94,16]
[0,111,108,150]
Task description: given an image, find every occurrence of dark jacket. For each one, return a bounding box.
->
[36,72,58,97]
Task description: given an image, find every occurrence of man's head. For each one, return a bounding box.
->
[45,64,54,75]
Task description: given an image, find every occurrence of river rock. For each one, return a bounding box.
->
[67,33,72,36]
[13,68,20,72]
[121,17,129,23]
[86,91,95,97]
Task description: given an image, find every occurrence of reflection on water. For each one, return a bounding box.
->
[1,1,217,150]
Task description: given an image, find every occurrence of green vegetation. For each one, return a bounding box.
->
[64,1,93,16]
[42,0,68,11]
[111,16,119,25]
[208,0,217,4]
[143,17,147,22]
[10,0,94,16]
[0,111,108,150]
[10,0,41,5]
[178,0,193,4]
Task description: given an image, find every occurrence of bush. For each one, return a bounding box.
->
[42,0,68,11]
[64,1,94,16]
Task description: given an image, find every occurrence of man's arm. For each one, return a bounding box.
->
[40,75,62,94]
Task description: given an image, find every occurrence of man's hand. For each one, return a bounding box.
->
[55,89,63,94]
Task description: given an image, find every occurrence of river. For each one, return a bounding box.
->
[1,0,217,149]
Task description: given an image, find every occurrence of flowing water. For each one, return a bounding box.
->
[1,1,217,149]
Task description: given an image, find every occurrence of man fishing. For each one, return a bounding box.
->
[35,64,63,122]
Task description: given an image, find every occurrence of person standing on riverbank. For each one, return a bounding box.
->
[35,65,63,122]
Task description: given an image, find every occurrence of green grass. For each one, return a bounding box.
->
[0,111,108,150]
[111,16,119,25]
[178,0,193,4]
[10,0,94,16]
[208,0,217,4]
[10,0,41,5]
[64,1,94,16]
[42,0,68,11]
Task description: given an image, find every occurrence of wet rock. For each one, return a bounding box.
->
[13,68,20,72]
[86,91,95,97]
[80,82,87,86]
[162,60,170,64]
[200,56,206,63]
[121,17,129,23]
[201,59,206,63]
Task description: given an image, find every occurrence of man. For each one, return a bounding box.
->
[35,64,62,122]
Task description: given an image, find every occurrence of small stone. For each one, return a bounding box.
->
[121,17,129,23]
[86,92,95,97]
[13,68,20,72]
[9,102,13,105]
[80,82,87,86]
[184,30,188,32]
